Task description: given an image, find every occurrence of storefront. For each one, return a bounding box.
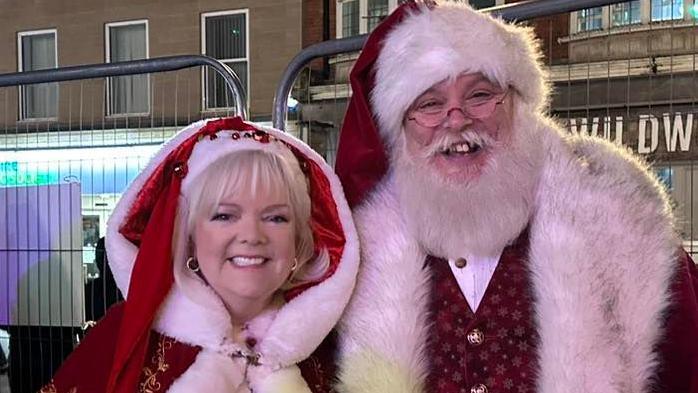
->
[1,144,159,268]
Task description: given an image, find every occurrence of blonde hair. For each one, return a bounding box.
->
[172,148,328,293]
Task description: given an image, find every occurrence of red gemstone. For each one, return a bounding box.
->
[173,162,188,178]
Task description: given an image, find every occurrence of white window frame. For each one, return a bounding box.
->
[610,1,643,27]
[650,0,685,21]
[335,0,506,38]
[570,0,696,35]
[336,0,399,38]
[104,19,150,117]
[200,9,250,112]
[17,28,58,121]
[338,0,362,38]
[336,0,507,38]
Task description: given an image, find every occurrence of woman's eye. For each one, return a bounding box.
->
[211,213,232,221]
[266,215,290,223]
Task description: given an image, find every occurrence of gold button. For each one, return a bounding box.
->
[467,328,485,346]
[470,384,488,393]
[454,257,467,268]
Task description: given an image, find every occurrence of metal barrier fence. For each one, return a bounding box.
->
[0,55,245,393]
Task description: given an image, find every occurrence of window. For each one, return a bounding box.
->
[367,0,389,32]
[342,0,360,37]
[656,164,698,257]
[18,30,58,120]
[202,10,248,111]
[577,7,604,32]
[106,20,149,115]
[337,0,406,38]
[651,0,684,21]
[612,1,641,26]
[469,0,496,9]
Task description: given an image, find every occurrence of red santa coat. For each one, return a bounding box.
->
[336,127,698,393]
[41,303,339,393]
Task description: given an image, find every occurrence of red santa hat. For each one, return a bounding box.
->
[103,117,358,392]
[335,0,549,207]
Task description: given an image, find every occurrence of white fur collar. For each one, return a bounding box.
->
[337,123,680,393]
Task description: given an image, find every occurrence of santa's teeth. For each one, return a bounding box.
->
[447,143,471,154]
[229,256,266,266]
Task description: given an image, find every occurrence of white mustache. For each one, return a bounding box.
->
[421,130,495,159]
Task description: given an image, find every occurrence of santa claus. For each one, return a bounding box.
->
[334,2,698,392]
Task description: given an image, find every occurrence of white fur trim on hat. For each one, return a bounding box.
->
[372,1,549,148]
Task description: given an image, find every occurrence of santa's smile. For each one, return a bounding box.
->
[440,140,482,156]
[430,137,490,179]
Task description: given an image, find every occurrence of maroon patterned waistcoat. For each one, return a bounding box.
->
[426,234,539,393]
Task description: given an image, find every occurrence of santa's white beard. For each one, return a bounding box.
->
[394,120,543,259]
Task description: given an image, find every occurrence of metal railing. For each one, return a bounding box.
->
[0,54,247,120]
[271,0,625,130]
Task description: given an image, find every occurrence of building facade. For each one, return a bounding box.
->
[0,0,311,123]
[548,0,698,244]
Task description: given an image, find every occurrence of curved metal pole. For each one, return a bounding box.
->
[272,36,366,130]
[0,54,247,120]
[272,0,624,130]
[489,0,623,20]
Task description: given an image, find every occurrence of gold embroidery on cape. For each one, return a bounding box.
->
[38,381,77,393]
[139,335,174,393]
[38,381,57,393]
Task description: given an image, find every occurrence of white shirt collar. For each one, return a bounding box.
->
[447,250,503,312]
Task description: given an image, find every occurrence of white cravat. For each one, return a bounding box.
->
[448,250,502,312]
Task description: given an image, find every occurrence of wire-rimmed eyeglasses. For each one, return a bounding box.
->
[406,89,510,128]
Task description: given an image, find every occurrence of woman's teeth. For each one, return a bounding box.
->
[228,256,267,267]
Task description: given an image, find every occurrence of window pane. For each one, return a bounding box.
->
[651,0,684,21]
[612,1,641,26]
[21,33,57,119]
[469,0,495,10]
[204,12,248,110]
[206,61,247,110]
[110,24,146,61]
[109,24,148,114]
[206,13,246,60]
[367,0,389,32]
[577,7,603,32]
[342,0,360,37]
[657,165,698,256]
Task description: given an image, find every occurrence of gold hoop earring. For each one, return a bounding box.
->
[186,257,200,272]
[290,258,299,272]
